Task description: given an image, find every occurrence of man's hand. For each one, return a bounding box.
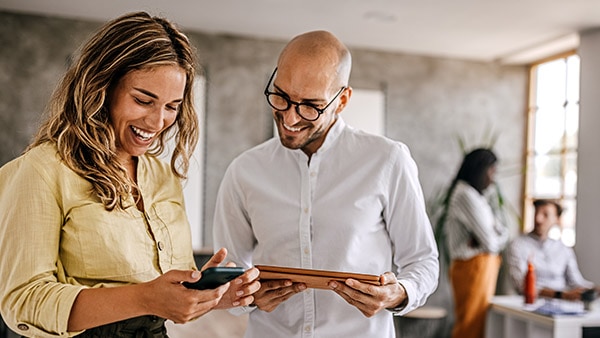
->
[328,272,407,317]
[252,279,307,312]
[563,287,588,301]
[541,287,589,301]
[198,248,261,309]
[215,267,261,309]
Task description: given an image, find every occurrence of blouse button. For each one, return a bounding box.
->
[17,323,29,331]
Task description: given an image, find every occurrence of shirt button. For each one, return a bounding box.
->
[310,172,316,177]
[157,241,164,251]
[17,323,29,331]
[304,247,309,254]
[304,208,309,213]
[305,325,311,332]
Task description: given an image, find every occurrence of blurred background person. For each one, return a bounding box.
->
[507,199,595,301]
[443,148,509,338]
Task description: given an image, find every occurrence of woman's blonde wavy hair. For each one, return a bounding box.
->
[28,11,199,211]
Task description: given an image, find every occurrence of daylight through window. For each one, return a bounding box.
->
[524,53,579,247]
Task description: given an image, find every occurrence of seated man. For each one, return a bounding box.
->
[507,199,595,301]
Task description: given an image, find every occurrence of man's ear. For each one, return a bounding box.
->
[335,86,353,114]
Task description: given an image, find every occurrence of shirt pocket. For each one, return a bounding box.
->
[152,201,194,269]
[62,203,155,281]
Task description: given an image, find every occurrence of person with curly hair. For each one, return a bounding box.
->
[0,11,259,338]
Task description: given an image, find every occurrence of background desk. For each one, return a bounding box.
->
[486,295,600,338]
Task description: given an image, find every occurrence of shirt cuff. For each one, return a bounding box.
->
[386,280,419,316]
[385,281,410,315]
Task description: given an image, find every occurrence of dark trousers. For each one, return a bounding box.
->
[69,315,167,338]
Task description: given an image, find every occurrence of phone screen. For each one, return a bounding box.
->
[182,267,245,290]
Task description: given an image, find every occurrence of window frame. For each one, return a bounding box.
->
[522,50,579,246]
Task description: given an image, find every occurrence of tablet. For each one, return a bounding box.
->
[256,265,381,289]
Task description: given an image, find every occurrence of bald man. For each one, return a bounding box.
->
[213,30,439,338]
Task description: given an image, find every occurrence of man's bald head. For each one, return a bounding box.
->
[277,30,351,88]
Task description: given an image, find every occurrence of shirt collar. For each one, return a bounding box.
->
[316,116,345,155]
[527,231,549,243]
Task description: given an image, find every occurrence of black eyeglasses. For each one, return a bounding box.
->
[263,68,346,121]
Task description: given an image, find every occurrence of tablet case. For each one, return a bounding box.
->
[256,265,381,289]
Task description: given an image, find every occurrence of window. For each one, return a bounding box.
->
[524,53,579,246]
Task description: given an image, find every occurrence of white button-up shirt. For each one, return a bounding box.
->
[445,180,509,261]
[213,118,439,338]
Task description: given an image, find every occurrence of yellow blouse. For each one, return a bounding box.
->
[0,143,195,337]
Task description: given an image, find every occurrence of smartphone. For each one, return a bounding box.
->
[182,267,245,290]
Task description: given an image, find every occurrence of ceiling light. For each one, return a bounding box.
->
[363,11,397,23]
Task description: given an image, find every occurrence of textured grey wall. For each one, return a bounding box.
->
[0,12,98,163]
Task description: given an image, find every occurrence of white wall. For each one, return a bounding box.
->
[342,88,385,136]
[160,77,205,252]
[575,28,600,284]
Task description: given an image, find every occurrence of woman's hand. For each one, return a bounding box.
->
[136,247,253,324]
[200,247,261,309]
[68,268,230,331]
[140,269,230,324]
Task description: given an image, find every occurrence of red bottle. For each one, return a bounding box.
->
[524,261,536,304]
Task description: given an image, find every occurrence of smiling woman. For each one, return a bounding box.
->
[0,11,260,338]
[108,65,187,210]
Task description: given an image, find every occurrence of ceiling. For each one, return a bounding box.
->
[2,0,600,64]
